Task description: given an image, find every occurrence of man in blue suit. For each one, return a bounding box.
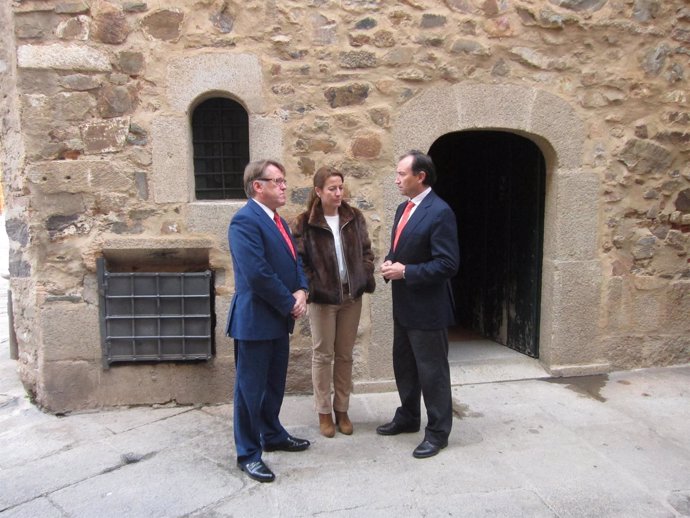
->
[227,159,310,483]
[378,150,460,459]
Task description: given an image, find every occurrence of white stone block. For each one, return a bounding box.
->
[17,44,110,72]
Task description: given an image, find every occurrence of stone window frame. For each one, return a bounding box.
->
[368,83,606,381]
[151,53,282,206]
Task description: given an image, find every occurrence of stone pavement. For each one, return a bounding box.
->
[1,219,690,516]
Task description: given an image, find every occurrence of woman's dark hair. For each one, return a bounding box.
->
[307,166,345,210]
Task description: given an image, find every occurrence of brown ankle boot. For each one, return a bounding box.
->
[319,413,335,438]
[335,411,353,435]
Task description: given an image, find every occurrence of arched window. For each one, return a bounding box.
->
[191,97,249,199]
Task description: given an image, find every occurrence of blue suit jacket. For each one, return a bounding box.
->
[386,190,460,330]
[226,198,308,340]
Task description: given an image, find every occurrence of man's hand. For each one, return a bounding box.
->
[291,290,308,319]
[381,260,405,281]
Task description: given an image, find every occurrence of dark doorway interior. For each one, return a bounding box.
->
[429,131,546,358]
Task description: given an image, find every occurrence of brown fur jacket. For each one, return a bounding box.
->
[291,200,376,305]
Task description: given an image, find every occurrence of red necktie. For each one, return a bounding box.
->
[274,212,296,259]
[393,201,415,251]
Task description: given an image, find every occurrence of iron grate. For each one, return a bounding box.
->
[97,259,214,365]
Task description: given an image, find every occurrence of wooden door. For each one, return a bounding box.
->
[430,131,545,357]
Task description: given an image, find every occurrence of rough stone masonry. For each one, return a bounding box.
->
[0,0,688,412]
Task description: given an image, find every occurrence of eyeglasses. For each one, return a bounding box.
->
[257,177,288,186]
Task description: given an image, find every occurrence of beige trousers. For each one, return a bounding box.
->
[309,295,363,414]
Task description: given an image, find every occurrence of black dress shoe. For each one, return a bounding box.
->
[412,439,448,459]
[376,421,420,436]
[238,460,275,482]
[263,435,311,452]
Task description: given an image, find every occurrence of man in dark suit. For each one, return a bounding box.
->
[227,159,311,483]
[378,150,460,459]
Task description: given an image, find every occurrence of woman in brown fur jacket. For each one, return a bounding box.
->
[291,166,376,437]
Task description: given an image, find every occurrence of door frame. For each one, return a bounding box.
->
[369,83,606,377]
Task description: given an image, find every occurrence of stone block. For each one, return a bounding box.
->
[187,201,240,252]
[81,117,130,154]
[543,170,599,261]
[56,15,90,40]
[285,346,312,393]
[32,195,89,218]
[602,334,690,370]
[324,83,370,107]
[457,83,535,132]
[38,360,101,412]
[340,50,377,68]
[167,53,264,113]
[664,280,690,332]
[41,303,100,362]
[546,362,611,377]
[59,74,102,91]
[248,115,283,162]
[17,44,111,72]
[382,47,414,66]
[151,114,191,203]
[26,160,134,194]
[100,236,213,270]
[141,9,183,42]
[97,85,134,118]
[17,69,61,95]
[539,258,603,366]
[641,335,690,367]
[629,285,665,332]
[117,51,144,75]
[351,132,382,159]
[368,287,394,380]
[92,6,131,45]
[55,3,90,14]
[14,10,58,40]
[393,85,461,155]
[94,358,235,407]
[602,276,630,333]
[52,92,96,120]
[531,89,585,170]
[213,297,233,361]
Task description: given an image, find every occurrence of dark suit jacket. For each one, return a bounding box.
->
[386,190,459,330]
[226,198,308,340]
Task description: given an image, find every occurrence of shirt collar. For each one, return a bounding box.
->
[253,198,275,220]
[409,186,432,205]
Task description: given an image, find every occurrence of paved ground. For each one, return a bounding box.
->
[1,214,689,517]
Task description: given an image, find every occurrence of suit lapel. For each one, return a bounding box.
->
[394,192,434,251]
[248,199,297,262]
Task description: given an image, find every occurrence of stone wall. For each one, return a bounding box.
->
[3,0,689,412]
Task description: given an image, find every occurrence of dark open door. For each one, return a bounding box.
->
[430,131,545,357]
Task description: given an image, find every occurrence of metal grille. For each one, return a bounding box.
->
[97,259,214,365]
[192,97,249,200]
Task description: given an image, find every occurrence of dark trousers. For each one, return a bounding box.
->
[392,319,453,445]
[233,337,290,463]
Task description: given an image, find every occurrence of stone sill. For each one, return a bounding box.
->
[102,237,213,272]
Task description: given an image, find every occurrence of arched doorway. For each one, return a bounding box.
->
[366,82,602,387]
[430,131,546,358]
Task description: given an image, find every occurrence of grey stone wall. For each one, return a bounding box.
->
[4,0,689,412]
